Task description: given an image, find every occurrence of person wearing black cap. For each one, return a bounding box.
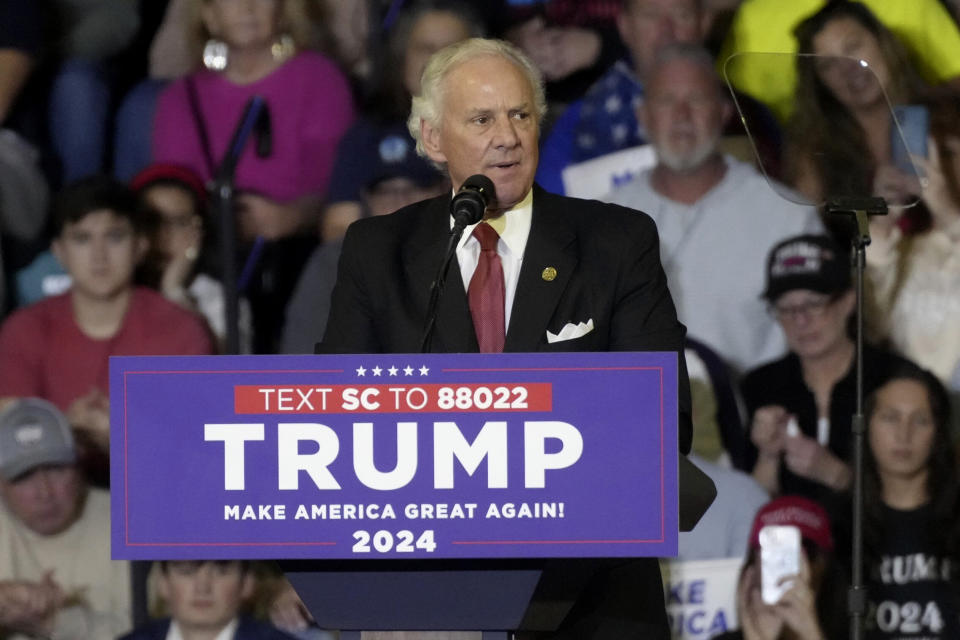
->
[0,397,132,638]
[741,234,913,505]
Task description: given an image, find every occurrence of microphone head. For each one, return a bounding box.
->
[460,174,496,203]
[451,174,497,226]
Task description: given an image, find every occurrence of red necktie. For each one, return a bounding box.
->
[468,223,505,353]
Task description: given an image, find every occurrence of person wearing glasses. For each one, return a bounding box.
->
[741,234,914,504]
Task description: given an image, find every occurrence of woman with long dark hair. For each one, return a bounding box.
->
[785,1,922,203]
[834,364,960,639]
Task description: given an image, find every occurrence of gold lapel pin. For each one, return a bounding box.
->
[541,267,558,282]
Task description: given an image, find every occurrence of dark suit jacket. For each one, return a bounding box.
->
[319,185,698,639]
[118,617,298,640]
[322,185,692,453]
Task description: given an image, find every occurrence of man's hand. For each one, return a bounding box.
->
[66,388,111,453]
[0,573,65,635]
[506,17,601,81]
[268,579,314,633]
[783,433,851,491]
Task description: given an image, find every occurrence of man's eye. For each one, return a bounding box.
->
[513,111,529,120]
[474,116,489,125]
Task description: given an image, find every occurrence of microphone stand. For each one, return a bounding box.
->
[825,195,887,640]
[211,95,268,355]
[420,219,472,353]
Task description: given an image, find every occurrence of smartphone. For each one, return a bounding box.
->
[891,104,929,175]
[760,524,801,605]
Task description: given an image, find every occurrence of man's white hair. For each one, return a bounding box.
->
[407,38,547,164]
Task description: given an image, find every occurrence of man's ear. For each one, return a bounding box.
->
[637,102,649,134]
[720,98,734,129]
[240,571,255,601]
[51,238,64,265]
[134,234,149,264]
[420,119,447,165]
[156,570,171,603]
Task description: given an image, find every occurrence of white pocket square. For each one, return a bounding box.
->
[546,319,595,343]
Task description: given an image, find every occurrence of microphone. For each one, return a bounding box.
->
[421,175,498,352]
[450,174,496,228]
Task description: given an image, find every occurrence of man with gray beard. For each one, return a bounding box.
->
[605,44,822,374]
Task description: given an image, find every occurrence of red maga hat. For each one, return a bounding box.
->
[748,495,834,552]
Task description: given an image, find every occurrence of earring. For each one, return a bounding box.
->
[271,34,295,63]
[203,39,229,71]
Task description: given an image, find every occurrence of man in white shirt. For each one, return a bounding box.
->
[0,397,131,639]
[605,44,822,373]
[119,561,297,640]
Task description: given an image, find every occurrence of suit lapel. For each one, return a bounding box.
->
[505,188,578,351]
[402,195,478,353]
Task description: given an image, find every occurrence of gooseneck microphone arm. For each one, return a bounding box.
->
[420,175,496,353]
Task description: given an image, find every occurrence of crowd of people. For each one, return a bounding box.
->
[1,0,959,638]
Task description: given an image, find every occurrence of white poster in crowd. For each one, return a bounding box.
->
[661,557,743,639]
[561,144,657,201]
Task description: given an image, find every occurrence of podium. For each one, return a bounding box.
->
[111,352,688,637]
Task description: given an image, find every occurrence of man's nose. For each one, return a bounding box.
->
[194,564,215,593]
[31,469,55,500]
[656,16,678,42]
[492,117,520,148]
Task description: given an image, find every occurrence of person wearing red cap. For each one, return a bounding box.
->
[713,495,843,640]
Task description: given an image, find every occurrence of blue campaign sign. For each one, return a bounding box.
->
[110,351,678,560]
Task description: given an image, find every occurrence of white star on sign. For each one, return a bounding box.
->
[356,366,366,376]
[419,365,429,376]
[388,366,398,376]
[372,366,382,376]
[403,366,414,376]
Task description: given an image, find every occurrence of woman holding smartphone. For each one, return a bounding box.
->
[786,1,960,395]
[866,94,960,392]
[713,495,842,640]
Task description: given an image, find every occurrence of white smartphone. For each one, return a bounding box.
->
[759,524,801,605]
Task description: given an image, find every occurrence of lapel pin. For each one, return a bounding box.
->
[541,267,558,282]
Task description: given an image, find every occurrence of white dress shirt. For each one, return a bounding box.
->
[454,189,533,332]
[166,617,239,640]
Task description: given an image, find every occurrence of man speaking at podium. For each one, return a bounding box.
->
[322,38,692,640]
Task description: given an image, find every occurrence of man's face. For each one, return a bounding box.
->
[158,561,253,634]
[0,465,83,536]
[53,209,146,303]
[641,58,729,172]
[617,0,701,80]
[404,10,472,96]
[421,55,539,213]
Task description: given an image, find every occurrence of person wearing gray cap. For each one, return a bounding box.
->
[0,397,131,638]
